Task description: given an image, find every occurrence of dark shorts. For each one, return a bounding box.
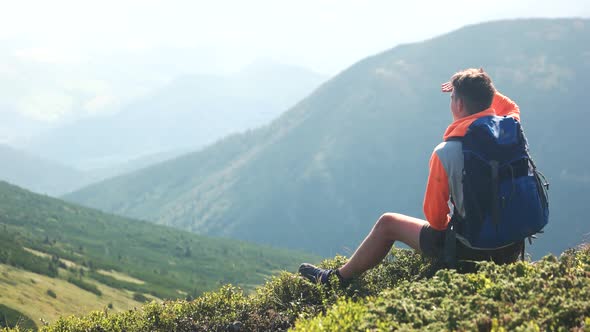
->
[419,224,523,265]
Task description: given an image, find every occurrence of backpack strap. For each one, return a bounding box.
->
[444,219,457,269]
[443,203,461,269]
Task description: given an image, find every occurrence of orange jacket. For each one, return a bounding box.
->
[423,92,520,230]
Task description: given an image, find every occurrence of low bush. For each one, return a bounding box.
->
[46,289,57,299]
[132,293,148,303]
[3,246,590,331]
[66,277,102,296]
[0,304,36,331]
[294,247,590,331]
[0,232,59,278]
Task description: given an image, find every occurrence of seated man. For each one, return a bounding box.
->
[300,68,530,284]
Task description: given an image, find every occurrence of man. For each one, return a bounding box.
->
[300,68,525,284]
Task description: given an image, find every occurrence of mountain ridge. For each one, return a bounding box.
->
[0,144,86,195]
[0,144,193,196]
[22,61,326,170]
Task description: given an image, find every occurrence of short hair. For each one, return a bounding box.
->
[451,68,495,115]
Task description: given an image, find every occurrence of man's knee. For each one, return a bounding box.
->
[374,213,402,233]
[378,212,403,223]
[373,213,424,244]
[369,213,426,250]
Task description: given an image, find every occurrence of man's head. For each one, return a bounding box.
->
[449,68,495,120]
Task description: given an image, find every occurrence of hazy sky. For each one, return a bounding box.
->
[0,0,588,134]
[3,0,588,74]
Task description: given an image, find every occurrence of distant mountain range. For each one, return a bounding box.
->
[0,144,86,195]
[21,61,327,170]
[1,61,325,195]
[64,18,590,258]
[0,144,188,196]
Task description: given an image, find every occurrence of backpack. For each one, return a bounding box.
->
[444,115,549,266]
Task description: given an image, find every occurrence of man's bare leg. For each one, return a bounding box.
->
[338,213,427,279]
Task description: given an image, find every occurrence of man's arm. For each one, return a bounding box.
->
[491,92,520,121]
[441,81,520,121]
[423,151,451,231]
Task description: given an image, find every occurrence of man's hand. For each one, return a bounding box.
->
[441,82,453,93]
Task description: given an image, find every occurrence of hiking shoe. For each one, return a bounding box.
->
[298,263,340,285]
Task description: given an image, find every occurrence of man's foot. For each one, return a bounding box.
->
[298,263,342,285]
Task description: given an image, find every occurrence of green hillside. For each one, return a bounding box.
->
[3,246,589,331]
[64,18,590,258]
[0,262,151,330]
[0,180,317,328]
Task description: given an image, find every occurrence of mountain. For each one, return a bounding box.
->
[64,18,590,258]
[0,144,87,195]
[0,180,317,327]
[82,148,191,184]
[0,145,186,196]
[22,61,326,170]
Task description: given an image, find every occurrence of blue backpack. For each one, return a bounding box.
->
[445,115,549,262]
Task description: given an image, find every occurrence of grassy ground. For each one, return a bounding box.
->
[0,263,145,329]
[3,246,587,331]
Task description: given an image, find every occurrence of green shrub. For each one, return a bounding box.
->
[87,271,175,300]
[0,304,37,331]
[0,232,58,278]
[66,277,102,296]
[132,293,148,303]
[294,246,590,331]
[46,289,57,299]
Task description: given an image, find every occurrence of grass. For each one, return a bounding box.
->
[3,245,588,331]
[0,263,145,329]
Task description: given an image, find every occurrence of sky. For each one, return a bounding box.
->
[0,0,588,135]
[3,0,589,73]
